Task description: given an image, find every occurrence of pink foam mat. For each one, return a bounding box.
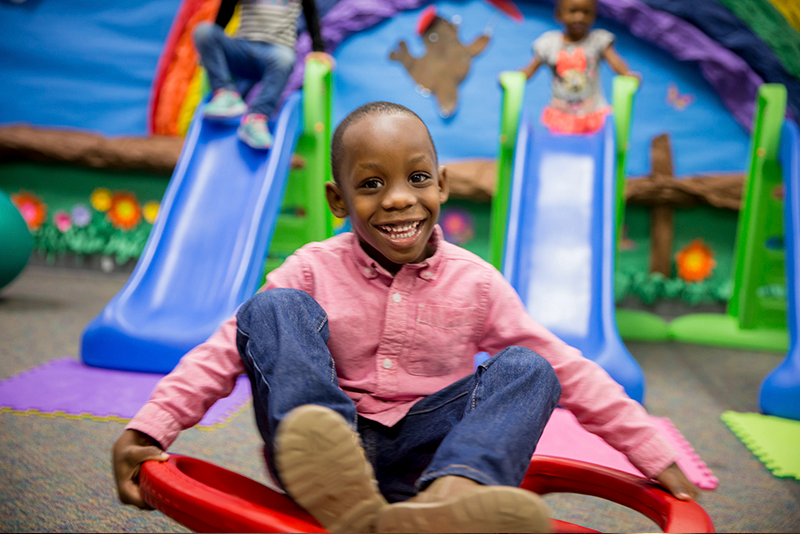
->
[0,357,251,427]
[535,408,718,490]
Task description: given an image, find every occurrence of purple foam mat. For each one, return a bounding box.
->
[0,357,251,427]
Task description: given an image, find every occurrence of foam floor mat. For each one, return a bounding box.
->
[536,408,719,490]
[0,357,251,428]
[721,410,800,480]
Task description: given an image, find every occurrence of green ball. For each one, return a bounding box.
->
[0,190,33,290]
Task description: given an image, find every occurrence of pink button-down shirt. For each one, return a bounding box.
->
[128,227,677,478]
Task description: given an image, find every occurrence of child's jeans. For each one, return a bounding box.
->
[193,22,296,117]
[236,288,562,502]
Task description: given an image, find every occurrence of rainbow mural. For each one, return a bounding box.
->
[148,0,800,137]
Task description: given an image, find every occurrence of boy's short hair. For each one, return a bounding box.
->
[330,101,438,184]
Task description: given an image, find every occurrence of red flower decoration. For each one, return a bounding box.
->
[675,239,717,283]
[11,191,47,230]
[107,192,142,230]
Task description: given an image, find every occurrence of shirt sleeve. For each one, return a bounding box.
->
[532,31,556,64]
[476,269,677,479]
[264,250,311,292]
[125,250,313,448]
[125,316,244,449]
[591,28,616,52]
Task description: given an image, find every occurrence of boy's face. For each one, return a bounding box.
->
[557,0,596,41]
[326,112,449,274]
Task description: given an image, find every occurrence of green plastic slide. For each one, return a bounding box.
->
[264,58,335,276]
[669,84,789,352]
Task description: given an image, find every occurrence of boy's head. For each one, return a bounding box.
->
[327,101,449,275]
[555,0,596,41]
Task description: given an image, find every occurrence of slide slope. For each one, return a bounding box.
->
[502,115,645,402]
[81,93,302,373]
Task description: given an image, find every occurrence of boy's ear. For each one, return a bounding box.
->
[437,165,450,204]
[325,181,349,218]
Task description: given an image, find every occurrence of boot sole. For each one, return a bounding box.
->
[377,485,551,533]
[275,405,388,532]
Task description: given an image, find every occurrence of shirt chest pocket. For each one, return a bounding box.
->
[405,304,476,377]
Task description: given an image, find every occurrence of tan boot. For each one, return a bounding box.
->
[376,475,552,533]
[274,405,389,533]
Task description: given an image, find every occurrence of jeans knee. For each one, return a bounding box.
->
[193,22,218,47]
[240,288,315,320]
[271,45,297,72]
[494,347,561,399]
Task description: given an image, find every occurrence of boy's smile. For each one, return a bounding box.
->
[326,112,449,275]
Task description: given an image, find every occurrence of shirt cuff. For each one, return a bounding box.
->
[626,429,679,479]
[125,402,185,451]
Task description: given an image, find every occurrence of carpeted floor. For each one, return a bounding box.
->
[1,265,799,532]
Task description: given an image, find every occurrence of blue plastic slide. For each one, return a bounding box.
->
[502,115,645,403]
[81,92,302,374]
[759,120,800,420]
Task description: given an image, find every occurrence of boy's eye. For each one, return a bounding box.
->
[409,173,431,184]
[361,178,382,189]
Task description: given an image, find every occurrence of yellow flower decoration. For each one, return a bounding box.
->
[143,201,160,224]
[90,188,113,212]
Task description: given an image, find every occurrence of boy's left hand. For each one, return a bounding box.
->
[306,52,336,70]
[656,462,700,501]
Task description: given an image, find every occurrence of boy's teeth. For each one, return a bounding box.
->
[379,221,420,239]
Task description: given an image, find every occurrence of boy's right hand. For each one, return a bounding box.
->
[112,429,169,509]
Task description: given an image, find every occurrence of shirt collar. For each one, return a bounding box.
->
[351,225,444,282]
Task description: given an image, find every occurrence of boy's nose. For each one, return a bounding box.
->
[382,183,415,210]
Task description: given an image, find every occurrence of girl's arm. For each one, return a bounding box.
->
[520,55,542,80]
[602,45,632,76]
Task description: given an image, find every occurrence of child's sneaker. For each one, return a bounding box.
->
[376,475,552,533]
[204,89,247,118]
[274,405,388,533]
[237,113,273,149]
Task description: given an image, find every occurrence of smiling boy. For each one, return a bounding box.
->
[114,101,697,533]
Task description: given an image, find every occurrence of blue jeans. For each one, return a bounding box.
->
[236,289,562,502]
[193,22,296,117]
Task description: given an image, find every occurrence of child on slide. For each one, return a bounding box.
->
[113,101,697,533]
[193,0,329,149]
[520,0,637,134]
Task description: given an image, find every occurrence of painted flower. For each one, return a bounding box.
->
[10,191,47,230]
[90,188,113,212]
[440,208,474,245]
[71,204,92,228]
[675,239,717,283]
[143,201,160,224]
[53,210,72,233]
[107,192,141,230]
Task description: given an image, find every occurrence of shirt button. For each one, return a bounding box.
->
[422,271,432,279]
[392,293,402,303]
[382,358,393,369]
[364,267,374,276]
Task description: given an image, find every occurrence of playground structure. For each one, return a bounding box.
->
[759,116,800,421]
[669,85,792,353]
[492,71,646,403]
[81,60,334,374]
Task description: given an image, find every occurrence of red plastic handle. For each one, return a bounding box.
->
[140,454,714,533]
[523,456,715,533]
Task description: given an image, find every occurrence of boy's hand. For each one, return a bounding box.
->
[112,429,169,509]
[306,51,336,70]
[656,462,700,501]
